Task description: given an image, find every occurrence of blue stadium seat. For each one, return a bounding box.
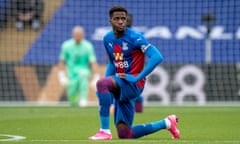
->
[22,0,240,64]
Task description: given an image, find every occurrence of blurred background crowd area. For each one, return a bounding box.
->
[0,0,239,105]
[0,0,62,62]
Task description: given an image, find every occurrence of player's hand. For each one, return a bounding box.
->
[117,73,138,82]
[117,73,126,79]
[125,74,139,82]
[57,70,68,87]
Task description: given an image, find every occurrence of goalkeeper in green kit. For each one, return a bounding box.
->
[58,26,99,107]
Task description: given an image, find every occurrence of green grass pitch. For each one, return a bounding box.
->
[0,106,239,144]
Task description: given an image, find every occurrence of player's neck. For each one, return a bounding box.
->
[114,30,125,38]
[75,40,81,45]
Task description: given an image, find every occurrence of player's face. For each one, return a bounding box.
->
[73,29,84,44]
[110,12,127,33]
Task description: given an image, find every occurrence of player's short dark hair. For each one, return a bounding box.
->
[109,6,128,18]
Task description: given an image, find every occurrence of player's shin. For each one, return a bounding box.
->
[89,91,113,140]
[97,92,112,130]
[131,120,167,138]
[96,78,115,132]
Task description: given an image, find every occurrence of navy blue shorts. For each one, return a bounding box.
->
[112,75,143,127]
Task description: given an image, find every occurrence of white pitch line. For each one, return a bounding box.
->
[0,134,26,141]
[29,139,240,143]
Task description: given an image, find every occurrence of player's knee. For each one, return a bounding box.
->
[117,127,134,139]
[117,123,134,139]
[96,77,113,93]
[96,78,105,88]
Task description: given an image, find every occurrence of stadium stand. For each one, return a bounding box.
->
[23,0,239,65]
[0,0,239,104]
[0,0,62,62]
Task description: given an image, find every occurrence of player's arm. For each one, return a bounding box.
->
[90,61,100,88]
[58,42,67,69]
[90,62,99,75]
[88,42,100,76]
[57,43,68,86]
[105,60,115,77]
[122,45,163,82]
[87,42,101,89]
[118,33,163,82]
[138,44,163,79]
[58,60,65,69]
[103,37,116,77]
[90,61,100,90]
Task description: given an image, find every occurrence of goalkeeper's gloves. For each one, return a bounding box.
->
[57,70,68,87]
[90,73,100,90]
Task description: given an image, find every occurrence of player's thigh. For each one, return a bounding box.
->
[114,99,135,127]
[135,95,143,102]
[112,75,142,101]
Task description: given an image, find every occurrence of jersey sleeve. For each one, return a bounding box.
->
[104,60,116,76]
[134,34,151,53]
[103,36,111,59]
[59,42,67,61]
[103,36,116,76]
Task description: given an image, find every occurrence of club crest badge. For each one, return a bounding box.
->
[122,42,128,50]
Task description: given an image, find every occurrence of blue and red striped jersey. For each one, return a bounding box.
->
[103,28,150,88]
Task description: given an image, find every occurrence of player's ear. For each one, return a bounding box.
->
[109,19,113,25]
